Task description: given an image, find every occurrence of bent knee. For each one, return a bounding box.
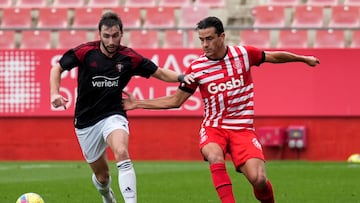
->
[248,173,268,188]
[201,143,225,164]
[113,148,129,161]
[206,153,225,163]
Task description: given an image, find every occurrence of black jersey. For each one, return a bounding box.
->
[59,41,158,128]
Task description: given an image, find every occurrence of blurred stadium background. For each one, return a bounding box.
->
[1,0,360,49]
[0,0,360,162]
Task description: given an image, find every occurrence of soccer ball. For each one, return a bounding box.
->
[347,153,360,163]
[16,192,45,203]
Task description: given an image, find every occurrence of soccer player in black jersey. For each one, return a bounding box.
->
[50,12,194,203]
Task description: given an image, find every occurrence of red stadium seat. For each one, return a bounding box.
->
[163,29,194,48]
[328,6,360,28]
[109,7,142,29]
[292,5,324,28]
[1,8,32,29]
[87,0,119,7]
[307,0,338,6]
[20,30,52,49]
[0,0,13,8]
[52,0,85,8]
[158,0,192,7]
[178,5,209,28]
[57,30,89,49]
[124,0,157,7]
[37,8,69,29]
[252,5,286,28]
[256,126,286,159]
[267,0,301,6]
[194,0,226,7]
[240,29,272,48]
[277,29,309,48]
[343,0,360,5]
[127,30,159,49]
[72,8,104,28]
[350,30,360,48]
[0,30,16,49]
[143,7,176,28]
[256,126,286,147]
[313,29,345,48]
[15,0,47,8]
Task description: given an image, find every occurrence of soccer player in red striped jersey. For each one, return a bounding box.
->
[123,16,319,203]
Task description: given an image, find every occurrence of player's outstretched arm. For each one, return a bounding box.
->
[264,51,320,67]
[122,89,192,110]
[50,63,68,109]
[152,68,195,84]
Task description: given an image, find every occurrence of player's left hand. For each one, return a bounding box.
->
[305,56,320,67]
[182,72,195,85]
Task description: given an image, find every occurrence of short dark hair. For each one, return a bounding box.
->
[196,16,224,36]
[98,12,123,32]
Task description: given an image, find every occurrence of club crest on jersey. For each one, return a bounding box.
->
[235,61,242,70]
[116,63,124,72]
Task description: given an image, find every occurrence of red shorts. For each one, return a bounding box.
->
[199,126,265,170]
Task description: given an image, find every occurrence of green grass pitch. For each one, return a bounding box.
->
[1,161,359,203]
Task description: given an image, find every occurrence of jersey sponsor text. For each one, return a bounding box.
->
[92,76,119,88]
[208,76,244,94]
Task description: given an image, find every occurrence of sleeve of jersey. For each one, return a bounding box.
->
[243,46,265,66]
[59,49,80,71]
[126,47,157,78]
[133,58,158,78]
[178,67,197,94]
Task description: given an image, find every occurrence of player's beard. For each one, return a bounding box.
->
[101,41,118,55]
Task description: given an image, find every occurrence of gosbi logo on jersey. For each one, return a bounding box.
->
[92,76,119,87]
[208,76,244,94]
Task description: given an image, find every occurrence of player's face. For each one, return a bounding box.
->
[198,27,225,59]
[99,25,122,56]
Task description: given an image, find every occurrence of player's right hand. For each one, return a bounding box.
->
[51,94,68,109]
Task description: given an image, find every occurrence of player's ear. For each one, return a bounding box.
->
[220,32,225,39]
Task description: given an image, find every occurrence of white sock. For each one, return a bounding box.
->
[92,174,114,202]
[117,159,137,203]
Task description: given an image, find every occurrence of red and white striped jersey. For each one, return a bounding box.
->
[180,45,264,130]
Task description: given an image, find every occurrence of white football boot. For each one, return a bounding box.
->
[102,188,117,203]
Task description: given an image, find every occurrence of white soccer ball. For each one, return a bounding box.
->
[16,192,45,203]
[347,153,360,163]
